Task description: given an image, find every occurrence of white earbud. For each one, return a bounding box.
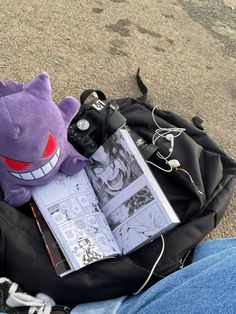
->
[165,134,174,153]
[167,159,181,168]
[165,134,173,141]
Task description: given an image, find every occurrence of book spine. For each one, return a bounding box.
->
[31,203,57,267]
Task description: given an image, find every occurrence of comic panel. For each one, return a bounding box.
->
[34,170,94,206]
[86,130,143,207]
[112,199,169,254]
[56,213,121,267]
[106,185,154,231]
[48,195,101,225]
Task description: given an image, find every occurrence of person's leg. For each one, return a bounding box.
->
[71,297,126,314]
[192,237,236,262]
[71,238,236,314]
[117,237,236,314]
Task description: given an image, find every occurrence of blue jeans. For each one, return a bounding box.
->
[71,238,236,314]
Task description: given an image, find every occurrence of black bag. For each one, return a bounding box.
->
[0,72,235,307]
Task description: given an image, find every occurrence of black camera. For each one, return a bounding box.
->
[68,92,159,160]
[68,93,126,158]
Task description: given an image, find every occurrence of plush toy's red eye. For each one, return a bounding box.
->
[41,132,56,158]
[3,157,32,171]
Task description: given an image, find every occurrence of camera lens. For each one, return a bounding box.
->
[127,127,159,160]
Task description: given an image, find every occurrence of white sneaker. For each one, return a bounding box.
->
[0,278,55,314]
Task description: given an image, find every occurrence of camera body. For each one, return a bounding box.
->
[68,92,159,159]
[68,95,126,157]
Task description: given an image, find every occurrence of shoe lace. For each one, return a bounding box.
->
[0,278,55,314]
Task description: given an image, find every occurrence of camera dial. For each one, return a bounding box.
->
[77,119,90,131]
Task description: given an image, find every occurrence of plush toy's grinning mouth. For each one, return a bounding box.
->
[10,147,60,180]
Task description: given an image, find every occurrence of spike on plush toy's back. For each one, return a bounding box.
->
[0,73,86,207]
[25,72,52,100]
[0,80,24,97]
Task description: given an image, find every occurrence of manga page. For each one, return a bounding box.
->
[32,169,121,272]
[86,129,180,254]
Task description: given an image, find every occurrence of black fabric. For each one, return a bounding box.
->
[0,79,235,307]
[135,68,148,102]
[192,116,204,130]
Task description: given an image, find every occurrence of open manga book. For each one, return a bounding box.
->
[32,128,180,277]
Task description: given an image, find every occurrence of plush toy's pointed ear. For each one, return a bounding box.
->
[24,73,52,100]
[0,100,20,139]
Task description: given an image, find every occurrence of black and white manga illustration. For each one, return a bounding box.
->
[106,185,169,254]
[32,129,179,275]
[32,169,121,271]
[106,186,154,231]
[86,130,143,207]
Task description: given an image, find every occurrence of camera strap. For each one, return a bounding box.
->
[80,89,106,105]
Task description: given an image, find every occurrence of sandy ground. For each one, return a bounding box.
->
[0,0,235,238]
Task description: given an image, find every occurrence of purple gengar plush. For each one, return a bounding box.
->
[0,73,86,206]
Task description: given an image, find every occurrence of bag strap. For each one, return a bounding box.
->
[80,69,147,105]
[136,68,148,102]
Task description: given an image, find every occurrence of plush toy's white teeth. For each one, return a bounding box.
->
[10,147,60,180]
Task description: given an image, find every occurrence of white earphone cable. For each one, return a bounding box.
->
[146,160,173,173]
[133,235,165,295]
[150,106,186,169]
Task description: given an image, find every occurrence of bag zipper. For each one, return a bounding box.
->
[174,168,206,201]
[179,250,192,269]
[157,250,192,277]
